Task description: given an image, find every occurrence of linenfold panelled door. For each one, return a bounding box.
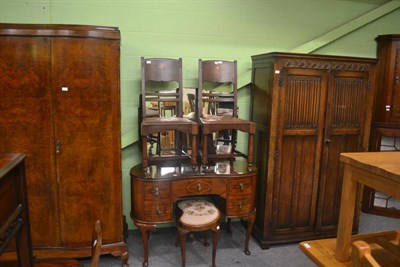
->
[317,70,370,232]
[272,68,327,235]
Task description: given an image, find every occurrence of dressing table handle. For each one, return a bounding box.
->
[197,183,202,192]
[152,187,159,196]
[239,183,244,192]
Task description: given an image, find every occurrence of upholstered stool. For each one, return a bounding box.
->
[176,199,221,267]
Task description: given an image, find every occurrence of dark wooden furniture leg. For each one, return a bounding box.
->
[177,226,189,267]
[141,136,148,172]
[121,249,129,267]
[226,218,232,233]
[243,210,256,255]
[202,134,208,167]
[135,222,155,267]
[211,225,220,267]
[247,133,254,170]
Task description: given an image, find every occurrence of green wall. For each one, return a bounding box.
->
[1,0,400,229]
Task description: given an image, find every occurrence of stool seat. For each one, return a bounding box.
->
[176,199,221,267]
[178,199,220,227]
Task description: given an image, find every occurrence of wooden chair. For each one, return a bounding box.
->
[352,241,381,267]
[176,199,221,267]
[140,57,198,171]
[351,230,400,267]
[198,59,255,169]
[187,93,196,114]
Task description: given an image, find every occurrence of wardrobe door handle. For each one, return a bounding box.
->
[156,207,161,215]
[55,140,61,154]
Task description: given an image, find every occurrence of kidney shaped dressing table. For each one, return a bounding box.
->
[130,159,257,267]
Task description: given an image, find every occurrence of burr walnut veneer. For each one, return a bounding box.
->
[0,24,127,262]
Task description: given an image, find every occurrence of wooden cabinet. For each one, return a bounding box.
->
[362,34,400,218]
[250,52,376,249]
[0,24,127,260]
[372,35,400,124]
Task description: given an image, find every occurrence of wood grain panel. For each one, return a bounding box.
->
[51,38,122,246]
[0,36,59,246]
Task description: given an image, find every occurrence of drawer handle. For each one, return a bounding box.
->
[239,202,243,210]
[152,187,159,196]
[197,183,202,192]
[156,207,161,215]
[239,183,244,192]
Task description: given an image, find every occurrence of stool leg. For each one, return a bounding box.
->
[226,218,232,233]
[211,225,220,267]
[178,226,189,267]
[203,231,209,247]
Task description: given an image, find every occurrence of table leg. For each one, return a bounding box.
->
[134,221,155,267]
[243,210,256,255]
[335,165,358,262]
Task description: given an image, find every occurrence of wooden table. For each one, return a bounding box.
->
[299,152,400,266]
[130,159,257,267]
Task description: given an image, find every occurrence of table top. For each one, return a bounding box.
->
[0,153,25,180]
[130,157,257,180]
[340,151,400,180]
[340,152,400,199]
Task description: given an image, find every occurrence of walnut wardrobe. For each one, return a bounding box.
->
[0,24,127,262]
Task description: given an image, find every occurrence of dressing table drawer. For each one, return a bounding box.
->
[172,178,227,200]
[226,196,252,216]
[144,182,170,200]
[228,178,252,195]
[144,201,172,222]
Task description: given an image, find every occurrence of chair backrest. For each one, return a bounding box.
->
[141,57,183,119]
[198,59,238,117]
[90,220,102,267]
[187,93,196,113]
